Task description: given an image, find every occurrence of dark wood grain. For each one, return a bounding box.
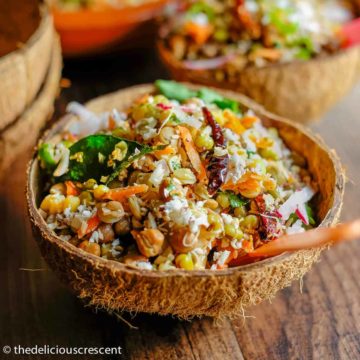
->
[0,47,359,360]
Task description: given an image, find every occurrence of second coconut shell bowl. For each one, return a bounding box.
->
[53,0,170,57]
[27,84,344,319]
[157,6,360,124]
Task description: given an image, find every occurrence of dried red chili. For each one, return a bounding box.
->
[202,107,229,194]
[202,107,225,148]
[254,195,280,240]
[206,155,229,194]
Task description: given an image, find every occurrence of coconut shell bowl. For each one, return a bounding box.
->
[27,84,344,319]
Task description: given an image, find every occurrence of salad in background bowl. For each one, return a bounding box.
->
[158,0,360,122]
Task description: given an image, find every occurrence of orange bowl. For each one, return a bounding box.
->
[52,0,170,56]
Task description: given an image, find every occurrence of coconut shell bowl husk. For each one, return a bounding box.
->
[157,24,360,124]
[0,36,62,173]
[0,0,55,131]
[27,84,345,319]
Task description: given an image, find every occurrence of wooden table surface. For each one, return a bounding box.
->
[1,48,360,360]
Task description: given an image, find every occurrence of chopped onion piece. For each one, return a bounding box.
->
[149,160,170,187]
[173,108,202,129]
[66,102,108,137]
[53,147,70,177]
[277,186,315,222]
[183,54,236,70]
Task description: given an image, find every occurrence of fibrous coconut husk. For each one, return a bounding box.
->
[0,37,62,173]
[157,40,360,124]
[27,84,345,319]
[0,1,54,131]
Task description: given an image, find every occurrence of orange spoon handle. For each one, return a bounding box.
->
[249,219,360,258]
[341,18,360,48]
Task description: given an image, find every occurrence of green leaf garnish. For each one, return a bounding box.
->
[59,135,136,182]
[305,204,316,226]
[295,48,312,61]
[197,88,223,103]
[246,150,256,157]
[288,212,299,226]
[186,2,215,22]
[213,98,240,113]
[155,80,242,113]
[58,134,163,183]
[155,80,197,102]
[268,7,299,36]
[288,204,316,226]
[223,192,248,208]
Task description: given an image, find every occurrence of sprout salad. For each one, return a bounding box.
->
[38,80,317,271]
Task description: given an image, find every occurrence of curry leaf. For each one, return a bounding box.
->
[59,135,145,182]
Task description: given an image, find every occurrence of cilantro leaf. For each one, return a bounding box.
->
[246,150,256,157]
[305,204,316,225]
[226,192,248,208]
[288,212,299,225]
[288,204,316,226]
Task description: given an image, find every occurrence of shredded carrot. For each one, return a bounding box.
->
[104,184,149,202]
[65,181,79,196]
[63,132,78,142]
[241,115,258,129]
[135,94,150,104]
[78,213,100,239]
[153,146,176,159]
[178,126,208,183]
[248,133,274,149]
[184,21,213,45]
[222,172,262,196]
[223,110,245,135]
[108,114,116,130]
